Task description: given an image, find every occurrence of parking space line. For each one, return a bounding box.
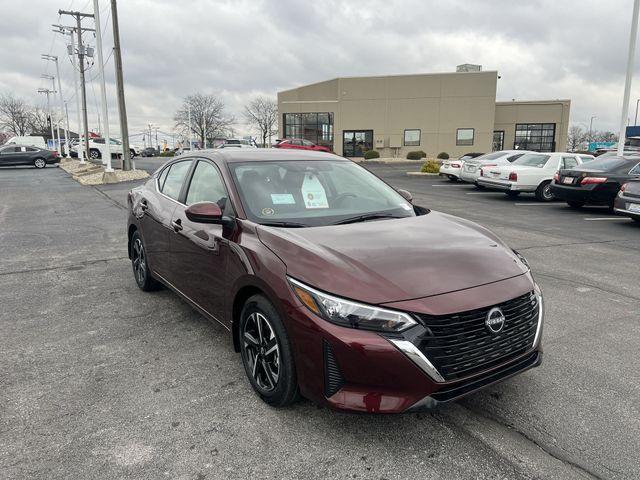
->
[514,203,558,206]
[465,192,503,195]
[583,217,631,221]
[430,184,469,187]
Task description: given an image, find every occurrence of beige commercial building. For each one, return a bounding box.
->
[277,70,570,158]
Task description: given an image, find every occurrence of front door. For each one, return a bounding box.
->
[343,130,373,157]
[169,159,231,323]
[0,146,23,165]
[141,159,193,279]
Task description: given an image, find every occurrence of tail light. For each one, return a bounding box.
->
[508,172,518,181]
[52,150,59,157]
[580,177,607,185]
[450,163,461,168]
[480,168,484,177]
[553,172,560,182]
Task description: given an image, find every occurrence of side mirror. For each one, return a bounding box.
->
[185,202,234,228]
[397,189,413,203]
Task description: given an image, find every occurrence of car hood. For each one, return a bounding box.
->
[256,212,528,305]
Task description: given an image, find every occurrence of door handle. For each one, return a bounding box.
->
[140,200,148,211]
[171,219,183,232]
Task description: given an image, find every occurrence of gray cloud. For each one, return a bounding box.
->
[1,0,639,139]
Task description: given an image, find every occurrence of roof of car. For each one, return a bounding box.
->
[187,148,345,163]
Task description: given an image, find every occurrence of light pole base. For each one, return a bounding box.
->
[102,170,118,183]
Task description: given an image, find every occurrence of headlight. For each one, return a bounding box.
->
[288,277,417,332]
[513,249,530,270]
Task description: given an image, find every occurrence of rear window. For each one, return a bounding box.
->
[512,154,550,167]
[478,152,507,161]
[578,157,631,171]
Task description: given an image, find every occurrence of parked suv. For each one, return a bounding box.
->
[127,149,543,413]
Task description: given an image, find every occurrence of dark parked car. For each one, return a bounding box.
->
[0,144,58,168]
[140,147,159,157]
[614,179,640,222]
[127,150,543,413]
[551,156,640,209]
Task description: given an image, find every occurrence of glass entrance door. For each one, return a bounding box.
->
[343,130,373,157]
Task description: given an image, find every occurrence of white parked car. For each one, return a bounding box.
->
[476,152,592,201]
[460,150,534,186]
[6,136,48,150]
[439,153,484,181]
[218,138,258,149]
[70,137,137,160]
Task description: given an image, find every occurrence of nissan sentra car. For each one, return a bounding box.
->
[127,149,543,413]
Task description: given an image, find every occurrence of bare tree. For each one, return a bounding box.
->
[243,96,278,147]
[0,93,31,136]
[27,106,51,135]
[567,125,586,151]
[174,94,235,147]
[593,131,618,143]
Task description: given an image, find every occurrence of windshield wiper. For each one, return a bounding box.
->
[259,221,309,228]
[332,213,401,225]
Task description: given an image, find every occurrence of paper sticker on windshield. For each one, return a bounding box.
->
[301,173,329,209]
[400,203,412,210]
[270,193,296,205]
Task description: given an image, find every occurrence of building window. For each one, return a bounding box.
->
[283,112,334,149]
[404,129,421,146]
[514,123,556,152]
[493,130,504,151]
[343,130,373,157]
[456,128,475,146]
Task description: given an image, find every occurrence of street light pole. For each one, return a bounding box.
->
[42,55,71,159]
[38,88,55,150]
[42,75,61,153]
[589,116,596,144]
[110,0,132,171]
[92,0,113,172]
[618,0,640,156]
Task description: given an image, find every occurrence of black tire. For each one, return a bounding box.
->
[239,294,299,407]
[474,182,486,190]
[89,148,101,160]
[33,158,46,169]
[129,149,137,158]
[535,180,554,202]
[448,175,458,182]
[633,217,640,223]
[130,231,161,291]
[505,191,520,198]
[567,200,585,209]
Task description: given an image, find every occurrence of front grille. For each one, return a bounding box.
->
[414,292,539,381]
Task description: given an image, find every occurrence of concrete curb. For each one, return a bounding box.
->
[406,172,439,176]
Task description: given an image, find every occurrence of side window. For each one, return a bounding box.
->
[302,140,314,147]
[1,146,20,154]
[562,156,579,169]
[161,160,193,200]
[186,161,228,209]
[25,147,38,152]
[292,139,303,146]
[157,167,170,190]
[630,163,640,175]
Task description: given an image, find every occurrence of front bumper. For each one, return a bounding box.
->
[476,178,514,191]
[286,275,543,413]
[439,166,462,178]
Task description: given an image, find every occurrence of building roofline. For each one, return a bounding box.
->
[496,99,571,105]
[279,70,499,94]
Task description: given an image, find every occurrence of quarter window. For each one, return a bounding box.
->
[160,160,193,200]
[456,128,475,146]
[186,161,228,209]
[562,156,579,169]
[403,129,421,146]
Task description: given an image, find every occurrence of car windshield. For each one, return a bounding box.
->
[577,157,630,171]
[230,160,416,227]
[511,154,550,168]
[475,151,507,161]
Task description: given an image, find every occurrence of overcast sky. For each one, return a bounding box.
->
[1,0,639,141]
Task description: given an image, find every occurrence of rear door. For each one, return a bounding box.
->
[169,159,232,322]
[140,159,194,280]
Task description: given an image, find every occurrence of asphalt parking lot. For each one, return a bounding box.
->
[1,159,639,480]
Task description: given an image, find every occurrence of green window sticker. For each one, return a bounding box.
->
[270,193,296,205]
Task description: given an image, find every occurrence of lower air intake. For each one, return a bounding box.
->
[323,340,345,397]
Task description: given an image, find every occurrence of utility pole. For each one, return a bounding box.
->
[110,0,132,170]
[38,89,56,150]
[59,10,94,163]
[187,103,192,149]
[42,55,70,159]
[42,75,61,153]
[618,0,640,156]
[53,24,87,162]
[589,116,596,144]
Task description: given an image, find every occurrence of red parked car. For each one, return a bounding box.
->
[274,138,332,153]
[127,149,543,413]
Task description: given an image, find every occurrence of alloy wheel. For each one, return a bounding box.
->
[242,312,280,392]
[542,183,554,200]
[132,238,147,285]
[90,150,100,159]
[34,158,46,168]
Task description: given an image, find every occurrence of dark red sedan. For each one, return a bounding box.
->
[273,138,332,153]
[127,149,543,413]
